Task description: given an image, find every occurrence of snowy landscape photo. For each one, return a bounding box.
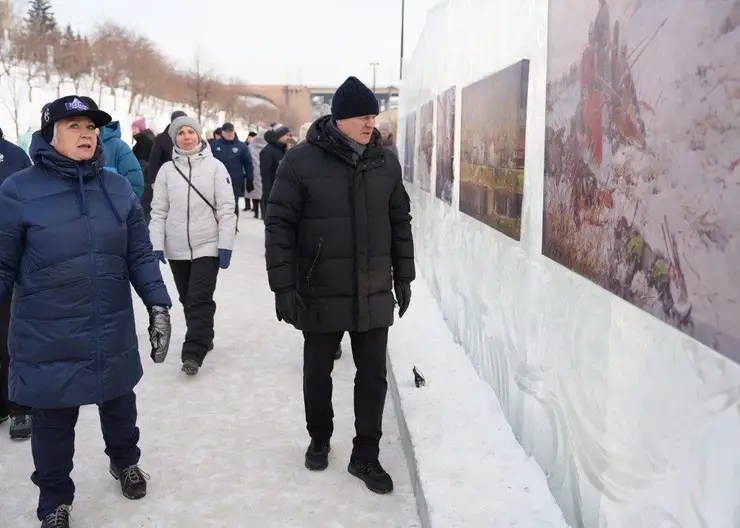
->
[417,100,434,193]
[435,86,456,204]
[460,59,529,240]
[402,111,417,183]
[542,0,740,358]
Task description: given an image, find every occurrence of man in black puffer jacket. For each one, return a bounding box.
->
[265,76,414,495]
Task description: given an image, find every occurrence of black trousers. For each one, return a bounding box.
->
[252,199,261,218]
[0,294,31,418]
[169,257,219,365]
[31,392,140,520]
[303,328,389,462]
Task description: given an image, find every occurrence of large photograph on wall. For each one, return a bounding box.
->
[543,0,740,358]
[460,59,530,240]
[436,86,456,204]
[402,112,416,183]
[417,101,434,193]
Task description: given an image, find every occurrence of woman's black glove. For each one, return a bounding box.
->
[246,179,255,193]
[148,305,171,363]
[394,281,411,318]
[275,289,305,326]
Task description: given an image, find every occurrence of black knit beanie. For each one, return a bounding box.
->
[331,76,379,121]
[171,110,187,122]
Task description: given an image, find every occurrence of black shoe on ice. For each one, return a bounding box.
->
[182,359,200,376]
[348,457,393,494]
[9,414,32,440]
[110,464,149,500]
[40,505,71,528]
[305,439,331,471]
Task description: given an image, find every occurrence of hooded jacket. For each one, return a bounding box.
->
[149,141,237,261]
[133,129,156,164]
[0,133,171,409]
[265,115,415,333]
[211,137,253,193]
[246,133,267,200]
[0,128,32,182]
[259,130,287,203]
[101,121,145,198]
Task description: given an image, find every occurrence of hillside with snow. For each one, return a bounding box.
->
[0,67,253,145]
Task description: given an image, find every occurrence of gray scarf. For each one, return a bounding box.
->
[327,120,366,162]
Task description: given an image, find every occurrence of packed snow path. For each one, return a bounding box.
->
[0,214,420,527]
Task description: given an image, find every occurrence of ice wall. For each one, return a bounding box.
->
[398,1,740,526]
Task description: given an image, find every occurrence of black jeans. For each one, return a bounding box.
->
[252,199,261,218]
[31,392,140,520]
[169,257,220,365]
[0,294,32,418]
[303,328,389,462]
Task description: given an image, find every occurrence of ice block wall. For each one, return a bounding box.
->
[397,0,740,526]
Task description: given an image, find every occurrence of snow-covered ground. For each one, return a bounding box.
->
[0,217,420,527]
[0,67,251,145]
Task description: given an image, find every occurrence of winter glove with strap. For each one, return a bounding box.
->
[218,249,232,270]
[275,289,305,326]
[148,305,171,363]
[394,281,411,318]
[154,250,166,264]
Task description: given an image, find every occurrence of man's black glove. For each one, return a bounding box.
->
[275,289,305,326]
[246,179,255,193]
[148,305,171,363]
[394,281,411,318]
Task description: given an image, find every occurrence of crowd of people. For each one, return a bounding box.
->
[0,75,414,528]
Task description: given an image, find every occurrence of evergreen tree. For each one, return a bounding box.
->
[25,0,57,34]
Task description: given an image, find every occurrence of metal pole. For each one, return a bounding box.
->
[400,0,405,80]
[370,62,379,95]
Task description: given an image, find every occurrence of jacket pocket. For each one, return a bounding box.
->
[306,237,324,287]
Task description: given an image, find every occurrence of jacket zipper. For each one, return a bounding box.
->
[186,158,194,260]
[349,168,358,321]
[79,169,103,404]
[306,237,324,287]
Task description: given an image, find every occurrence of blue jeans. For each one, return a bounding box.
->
[31,392,140,520]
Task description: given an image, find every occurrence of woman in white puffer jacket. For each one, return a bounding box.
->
[149,116,237,376]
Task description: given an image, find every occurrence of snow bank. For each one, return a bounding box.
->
[388,271,569,528]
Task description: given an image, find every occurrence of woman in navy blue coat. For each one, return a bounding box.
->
[0,96,173,528]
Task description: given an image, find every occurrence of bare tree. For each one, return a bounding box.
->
[2,73,25,138]
[186,51,216,122]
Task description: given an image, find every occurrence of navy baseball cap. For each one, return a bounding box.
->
[41,95,112,132]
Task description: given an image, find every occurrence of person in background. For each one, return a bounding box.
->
[99,119,145,198]
[0,96,172,528]
[259,124,290,220]
[131,118,156,165]
[149,111,186,184]
[211,122,253,216]
[265,76,414,495]
[131,118,156,221]
[149,116,237,377]
[377,120,398,158]
[246,131,267,218]
[0,126,33,440]
[208,127,222,147]
[242,130,258,211]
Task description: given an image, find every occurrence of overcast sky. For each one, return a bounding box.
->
[42,0,441,89]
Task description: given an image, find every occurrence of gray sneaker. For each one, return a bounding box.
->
[9,414,32,440]
[181,359,199,376]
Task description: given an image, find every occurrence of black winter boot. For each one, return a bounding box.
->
[9,414,32,440]
[348,457,393,494]
[40,505,71,528]
[110,464,149,500]
[182,359,200,376]
[305,439,331,471]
